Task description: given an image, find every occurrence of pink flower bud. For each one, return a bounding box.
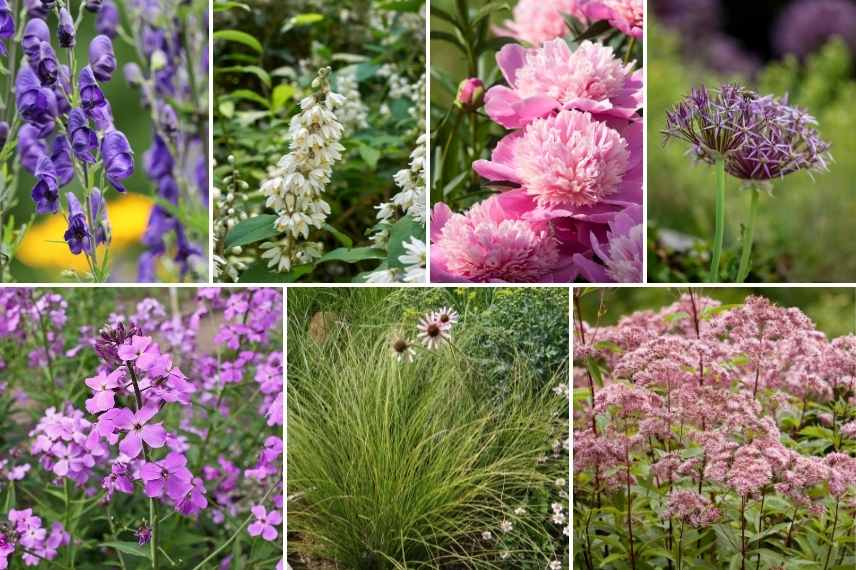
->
[455,77,485,110]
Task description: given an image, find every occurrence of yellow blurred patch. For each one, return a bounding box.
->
[17,193,154,271]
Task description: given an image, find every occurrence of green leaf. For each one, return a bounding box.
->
[99,542,151,559]
[375,0,424,12]
[386,215,423,270]
[472,2,510,27]
[237,261,285,283]
[224,215,278,249]
[213,1,251,12]
[225,89,271,109]
[322,223,353,248]
[358,144,381,170]
[216,65,271,88]
[573,19,613,42]
[283,264,314,283]
[271,84,295,112]
[431,30,467,54]
[317,247,386,264]
[283,13,325,32]
[213,30,263,53]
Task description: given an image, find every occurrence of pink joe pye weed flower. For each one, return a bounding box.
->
[485,39,642,129]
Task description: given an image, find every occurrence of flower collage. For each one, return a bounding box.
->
[2,0,856,569]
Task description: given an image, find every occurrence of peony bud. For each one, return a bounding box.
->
[454,77,485,111]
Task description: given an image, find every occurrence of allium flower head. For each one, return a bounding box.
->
[486,39,642,128]
[475,110,637,210]
[496,0,587,46]
[430,190,564,283]
[663,84,832,182]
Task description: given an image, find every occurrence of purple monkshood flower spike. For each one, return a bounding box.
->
[18,124,46,174]
[97,1,119,38]
[139,451,193,500]
[69,108,99,163]
[24,0,49,18]
[113,404,167,458]
[63,192,92,256]
[36,41,59,85]
[32,156,59,214]
[88,34,116,82]
[89,188,110,246]
[248,505,282,541]
[144,135,174,180]
[58,7,76,48]
[0,0,15,56]
[102,129,135,192]
[16,64,57,135]
[84,368,124,414]
[79,65,114,130]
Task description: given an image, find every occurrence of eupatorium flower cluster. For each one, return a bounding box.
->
[260,67,346,272]
[433,32,643,283]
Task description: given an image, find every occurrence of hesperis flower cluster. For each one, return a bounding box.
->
[0,288,284,567]
[432,4,643,283]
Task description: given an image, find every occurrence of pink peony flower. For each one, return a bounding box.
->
[583,0,644,39]
[430,190,569,283]
[485,39,642,129]
[573,205,642,283]
[495,0,588,46]
[474,110,640,210]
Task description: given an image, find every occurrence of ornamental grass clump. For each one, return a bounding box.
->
[288,290,568,568]
[663,84,832,283]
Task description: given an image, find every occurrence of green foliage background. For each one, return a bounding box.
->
[648,16,856,282]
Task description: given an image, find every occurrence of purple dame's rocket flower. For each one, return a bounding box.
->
[139,451,193,500]
[63,192,91,255]
[176,477,208,516]
[663,84,832,182]
[88,35,116,82]
[84,368,123,413]
[0,0,15,56]
[247,505,282,541]
[69,108,99,163]
[32,156,59,214]
[112,404,167,458]
[58,7,76,48]
[102,129,135,191]
[97,1,119,38]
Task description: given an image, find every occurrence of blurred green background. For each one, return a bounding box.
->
[647,14,856,282]
[576,287,856,338]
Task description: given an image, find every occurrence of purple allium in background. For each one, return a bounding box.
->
[652,0,720,33]
[773,0,856,57]
[663,84,832,182]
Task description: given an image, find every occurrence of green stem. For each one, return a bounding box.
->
[737,189,759,283]
[709,159,726,283]
[823,498,840,570]
[189,480,281,570]
[624,37,636,65]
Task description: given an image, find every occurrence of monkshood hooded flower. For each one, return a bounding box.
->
[31,156,59,214]
[79,65,114,129]
[69,108,99,163]
[58,7,76,48]
[51,136,74,187]
[474,110,641,211]
[15,64,57,135]
[0,0,15,56]
[88,34,116,82]
[88,188,110,246]
[64,192,91,255]
[101,129,135,191]
[22,17,48,62]
[485,39,642,129]
[96,1,119,38]
[18,123,48,174]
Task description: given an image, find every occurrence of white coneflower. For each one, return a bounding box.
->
[260,67,346,272]
[400,237,426,283]
[555,478,566,489]
[548,561,562,570]
[481,531,492,541]
[416,314,449,350]
[499,520,513,533]
[551,502,564,514]
[336,69,368,134]
[551,512,566,525]
[391,337,416,363]
[553,383,569,397]
[513,506,527,516]
[433,306,459,328]
[563,525,570,537]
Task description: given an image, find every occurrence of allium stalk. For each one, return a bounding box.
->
[259,67,345,273]
[664,84,831,282]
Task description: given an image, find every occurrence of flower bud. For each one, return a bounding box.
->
[454,77,485,111]
[85,0,103,12]
[150,49,167,72]
[58,8,76,48]
[88,35,117,82]
[123,62,144,86]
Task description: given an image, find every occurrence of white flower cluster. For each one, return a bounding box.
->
[213,156,253,282]
[259,67,346,273]
[365,134,427,283]
[336,70,368,135]
[377,64,422,118]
